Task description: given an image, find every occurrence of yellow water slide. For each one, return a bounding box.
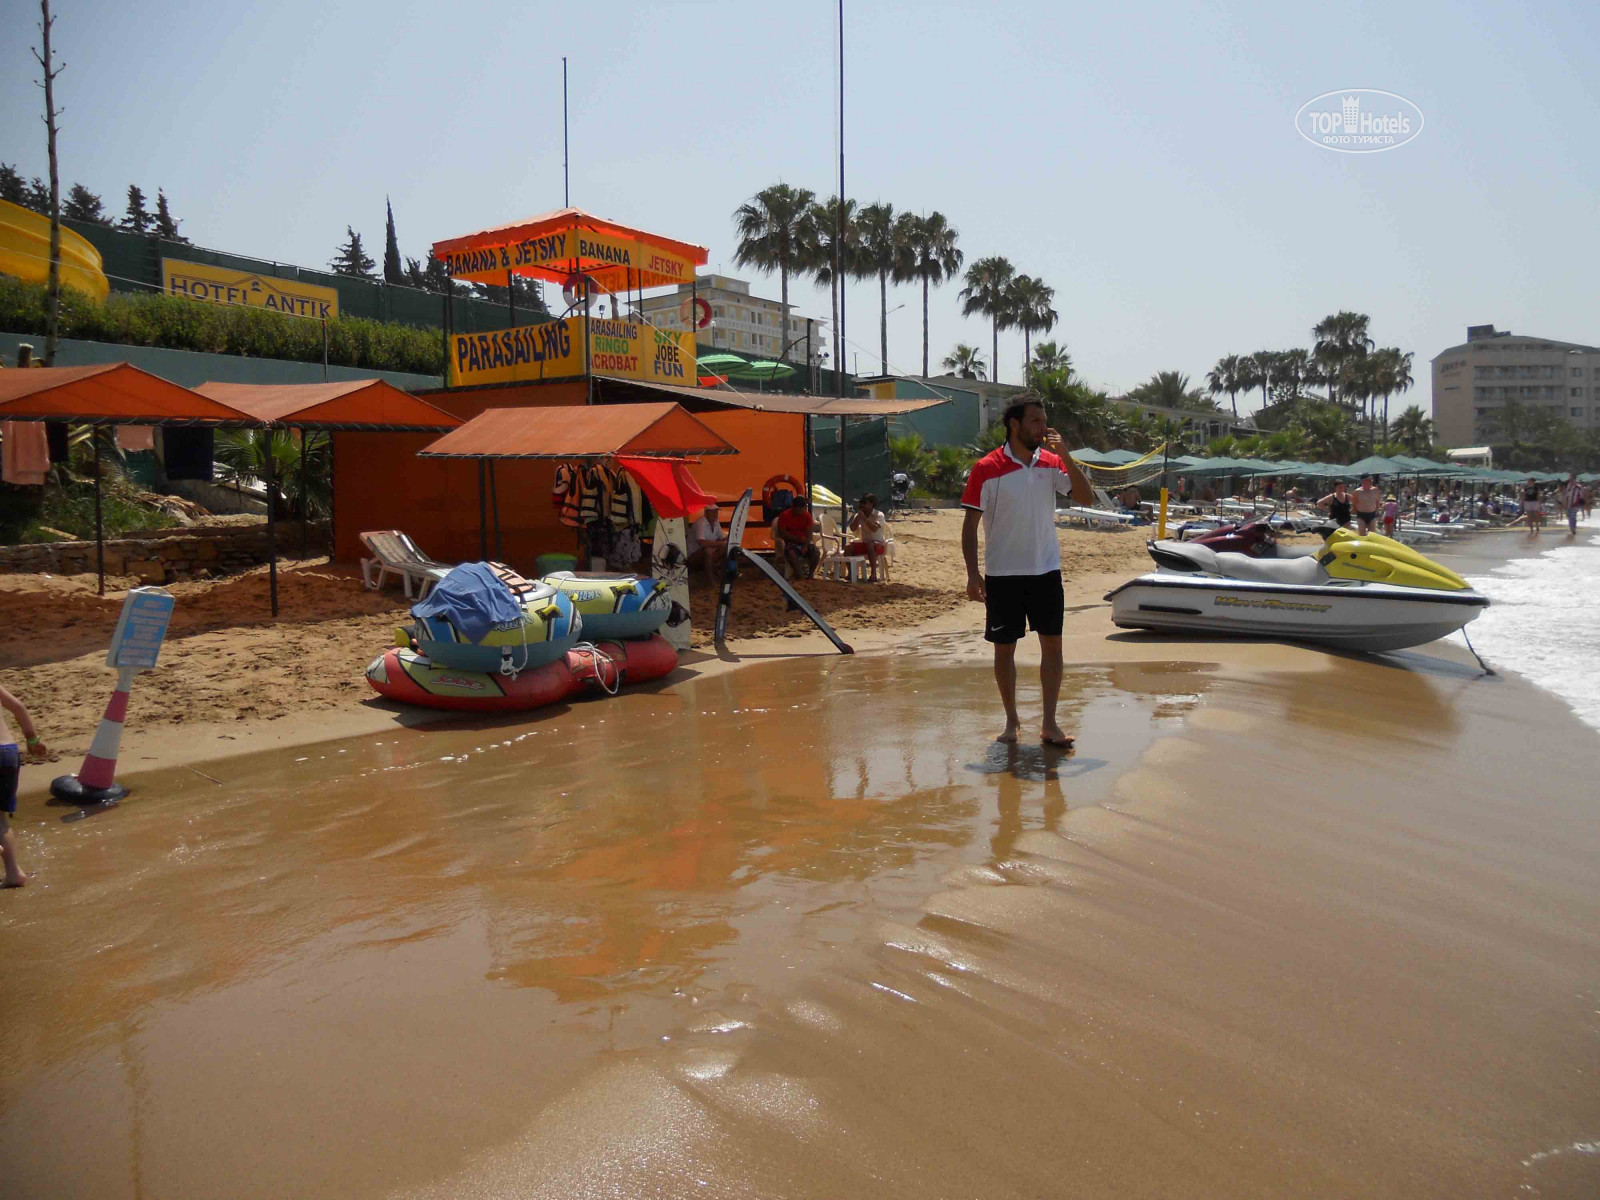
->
[0,197,110,301]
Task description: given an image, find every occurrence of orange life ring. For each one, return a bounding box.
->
[762,474,806,511]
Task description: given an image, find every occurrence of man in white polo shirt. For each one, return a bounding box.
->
[961,396,1093,746]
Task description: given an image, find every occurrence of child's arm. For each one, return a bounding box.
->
[0,686,47,757]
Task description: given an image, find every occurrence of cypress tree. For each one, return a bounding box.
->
[383,197,404,285]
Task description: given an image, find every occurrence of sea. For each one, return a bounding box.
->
[1447,516,1600,733]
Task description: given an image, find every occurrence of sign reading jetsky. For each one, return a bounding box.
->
[451,317,696,388]
[440,229,697,288]
[162,258,339,319]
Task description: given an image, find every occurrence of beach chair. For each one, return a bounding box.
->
[818,513,870,583]
[359,530,455,599]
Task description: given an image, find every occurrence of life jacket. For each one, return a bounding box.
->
[606,464,642,528]
[552,462,582,528]
[578,464,606,525]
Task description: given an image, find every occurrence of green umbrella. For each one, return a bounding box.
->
[1345,454,1408,476]
[1070,449,1124,466]
[1099,448,1144,464]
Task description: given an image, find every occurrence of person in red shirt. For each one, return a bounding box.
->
[773,497,821,579]
[960,396,1092,747]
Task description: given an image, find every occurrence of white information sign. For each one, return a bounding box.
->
[106,587,176,671]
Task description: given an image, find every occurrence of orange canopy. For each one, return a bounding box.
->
[430,206,708,291]
[194,380,461,431]
[0,363,254,424]
[418,401,735,460]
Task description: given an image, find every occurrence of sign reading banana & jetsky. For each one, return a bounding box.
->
[439,229,696,288]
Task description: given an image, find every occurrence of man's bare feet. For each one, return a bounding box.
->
[996,721,1021,744]
[1041,724,1075,748]
[3,870,28,888]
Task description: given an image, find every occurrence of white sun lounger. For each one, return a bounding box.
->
[360,530,455,598]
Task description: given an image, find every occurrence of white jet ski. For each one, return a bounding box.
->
[1106,528,1489,653]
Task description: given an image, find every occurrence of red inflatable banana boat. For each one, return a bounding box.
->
[365,635,677,713]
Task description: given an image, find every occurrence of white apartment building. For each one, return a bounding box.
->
[1432,324,1599,447]
[634,275,823,361]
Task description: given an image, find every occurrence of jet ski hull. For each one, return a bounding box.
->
[1106,573,1489,653]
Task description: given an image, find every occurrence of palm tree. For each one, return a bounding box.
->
[1312,311,1373,409]
[807,196,860,381]
[1129,371,1207,410]
[941,343,986,380]
[1207,353,1243,417]
[958,256,1016,385]
[215,429,330,519]
[732,183,817,363]
[1243,350,1283,411]
[1369,347,1413,443]
[1008,275,1057,368]
[1030,340,1072,376]
[1274,348,1315,402]
[1392,405,1434,455]
[896,211,962,378]
[856,201,903,375]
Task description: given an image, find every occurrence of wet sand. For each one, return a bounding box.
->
[3,624,1599,1198]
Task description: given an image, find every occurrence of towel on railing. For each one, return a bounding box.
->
[1,420,49,486]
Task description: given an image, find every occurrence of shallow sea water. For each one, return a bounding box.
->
[1446,518,1600,731]
[4,636,1599,1200]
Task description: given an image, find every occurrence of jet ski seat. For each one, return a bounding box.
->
[1150,540,1327,585]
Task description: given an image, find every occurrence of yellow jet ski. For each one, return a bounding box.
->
[1317,528,1469,591]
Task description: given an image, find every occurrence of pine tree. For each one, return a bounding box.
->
[25,178,50,213]
[423,253,453,293]
[154,189,186,241]
[383,197,403,285]
[62,183,110,224]
[122,183,152,233]
[403,256,427,290]
[0,164,26,206]
[330,226,376,277]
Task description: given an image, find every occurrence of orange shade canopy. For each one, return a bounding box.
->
[0,363,254,423]
[194,380,461,430]
[418,401,735,460]
[430,206,708,292]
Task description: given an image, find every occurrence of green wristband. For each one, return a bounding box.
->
[26,734,41,747]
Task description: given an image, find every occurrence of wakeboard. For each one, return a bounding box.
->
[652,516,691,652]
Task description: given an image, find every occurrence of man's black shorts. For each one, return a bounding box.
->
[984,570,1064,644]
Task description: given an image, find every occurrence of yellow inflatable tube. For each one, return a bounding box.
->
[1319,528,1469,591]
[0,197,110,301]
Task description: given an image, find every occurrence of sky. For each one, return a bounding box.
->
[2,0,1597,414]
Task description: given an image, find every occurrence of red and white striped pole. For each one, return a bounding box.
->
[51,666,135,804]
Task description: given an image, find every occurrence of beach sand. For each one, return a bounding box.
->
[3,518,1598,1198]
[1,509,1154,790]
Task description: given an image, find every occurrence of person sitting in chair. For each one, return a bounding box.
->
[847,493,890,582]
[772,496,821,579]
[684,503,726,585]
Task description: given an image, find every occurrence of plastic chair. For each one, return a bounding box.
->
[818,513,869,583]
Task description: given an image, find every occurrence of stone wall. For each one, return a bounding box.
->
[0,522,329,583]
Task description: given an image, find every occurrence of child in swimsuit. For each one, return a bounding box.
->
[1,685,49,888]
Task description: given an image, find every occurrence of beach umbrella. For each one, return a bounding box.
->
[1344,454,1408,477]
[1099,448,1144,464]
[1070,448,1123,466]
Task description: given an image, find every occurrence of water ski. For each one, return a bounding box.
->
[715,488,853,655]
[714,490,752,645]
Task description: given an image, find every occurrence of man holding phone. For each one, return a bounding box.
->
[960,396,1094,747]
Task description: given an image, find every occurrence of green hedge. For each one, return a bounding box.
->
[0,275,445,375]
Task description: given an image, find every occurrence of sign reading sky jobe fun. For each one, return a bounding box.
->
[451,317,696,388]
[106,587,176,671]
[162,258,339,319]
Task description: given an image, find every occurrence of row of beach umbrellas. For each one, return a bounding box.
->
[1072,446,1596,486]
